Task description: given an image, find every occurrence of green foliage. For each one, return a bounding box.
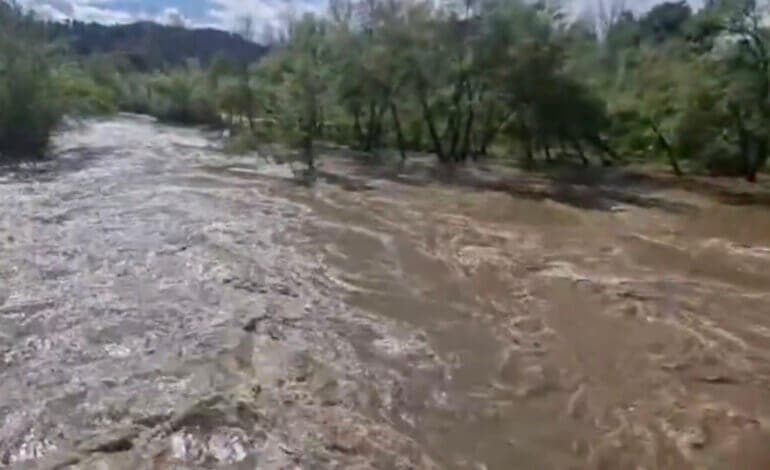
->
[115,73,154,115]
[7,0,770,183]
[225,129,260,154]
[640,1,693,42]
[111,70,221,126]
[256,14,330,169]
[57,65,118,115]
[582,0,770,180]
[0,1,64,161]
[150,71,221,126]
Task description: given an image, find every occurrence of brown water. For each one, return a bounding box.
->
[2,116,770,469]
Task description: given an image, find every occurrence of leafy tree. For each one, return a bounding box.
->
[639,1,692,43]
[268,14,331,170]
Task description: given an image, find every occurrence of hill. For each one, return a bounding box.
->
[46,20,269,69]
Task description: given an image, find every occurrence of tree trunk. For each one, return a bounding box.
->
[478,111,513,158]
[364,100,378,151]
[446,78,466,161]
[745,134,768,183]
[390,102,407,163]
[460,105,475,161]
[730,104,750,178]
[519,119,534,168]
[247,114,255,132]
[318,105,325,138]
[572,137,588,166]
[588,135,617,167]
[449,115,462,161]
[418,90,446,162]
[476,107,495,156]
[649,121,682,176]
[303,132,315,170]
[372,104,387,151]
[353,108,364,147]
[524,139,534,168]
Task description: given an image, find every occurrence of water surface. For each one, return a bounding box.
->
[2,116,770,469]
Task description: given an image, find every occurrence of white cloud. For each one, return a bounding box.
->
[207,0,324,32]
[21,0,147,24]
[19,0,324,30]
[158,7,188,26]
[35,0,74,16]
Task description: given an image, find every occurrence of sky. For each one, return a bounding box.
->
[19,0,702,33]
[20,0,325,32]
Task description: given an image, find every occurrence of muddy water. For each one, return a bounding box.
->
[2,116,770,469]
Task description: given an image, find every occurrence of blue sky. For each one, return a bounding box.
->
[20,0,701,32]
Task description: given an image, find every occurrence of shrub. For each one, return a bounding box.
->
[0,1,64,161]
[58,65,118,115]
[224,129,260,154]
[149,72,222,126]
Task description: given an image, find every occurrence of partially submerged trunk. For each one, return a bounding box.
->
[587,135,617,167]
[390,102,407,163]
[303,132,315,170]
[417,87,446,163]
[477,111,513,158]
[559,137,569,159]
[476,107,495,156]
[364,100,378,152]
[571,137,588,166]
[352,108,364,146]
[745,134,768,183]
[448,115,461,161]
[649,120,682,177]
[730,103,767,182]
[459,103,475,161]
[519,118,534,168]
[446,78,466,161]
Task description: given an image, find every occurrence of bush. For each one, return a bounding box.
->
[0,5,64,161]
[58,65,118,115]
[115,74,154,115]
[674,86,738,175]
[224,130,260,154]
[149,72,222,126]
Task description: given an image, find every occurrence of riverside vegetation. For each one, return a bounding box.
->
[3,0,770,182]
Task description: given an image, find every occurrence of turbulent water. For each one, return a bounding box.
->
[2,115,770,469]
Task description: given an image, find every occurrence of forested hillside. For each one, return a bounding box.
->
[45,20,269,69]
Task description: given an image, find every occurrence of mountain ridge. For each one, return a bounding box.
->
[46,20,269,69]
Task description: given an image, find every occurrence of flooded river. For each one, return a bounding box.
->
[2,116,770,469]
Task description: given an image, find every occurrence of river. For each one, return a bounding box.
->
[1,115,770,469]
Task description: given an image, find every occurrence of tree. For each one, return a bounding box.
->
[639,1,692,43]
[721,0,770,181]
[271,14,330,170]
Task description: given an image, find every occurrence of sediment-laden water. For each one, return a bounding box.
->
[2,116,770,469]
